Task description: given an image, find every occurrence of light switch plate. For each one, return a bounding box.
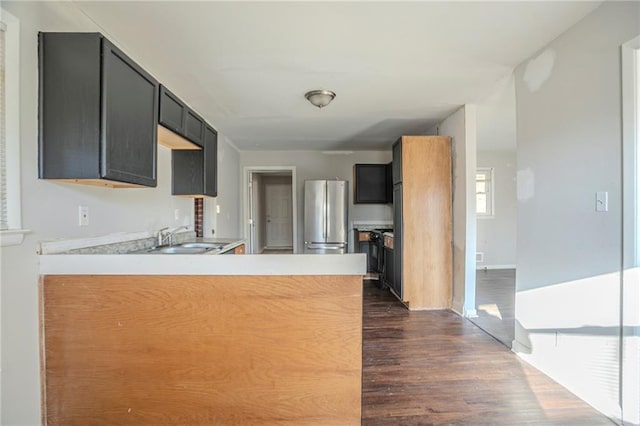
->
[78,205,89,226]
[596,191,608,212]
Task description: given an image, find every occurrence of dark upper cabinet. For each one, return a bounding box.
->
[172,125,217,197]
[386,162,392,203]
[392,138,402,184]
[159,86,186,135]
[203,126,218,196]
[38,32,158,187]
[158,85,204,148]
[354,164,391,204]
[185,110,205,147]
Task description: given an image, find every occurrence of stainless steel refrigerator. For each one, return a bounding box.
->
[304,180,348,254]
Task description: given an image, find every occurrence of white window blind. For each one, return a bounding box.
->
[0,22,7,230]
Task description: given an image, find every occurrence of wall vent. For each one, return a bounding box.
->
[476,252,484,263]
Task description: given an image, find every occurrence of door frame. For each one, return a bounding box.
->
[621,36,640,426]
[243,166,297,254]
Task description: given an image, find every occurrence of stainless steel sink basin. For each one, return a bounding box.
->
[150,246,209,254]
[179,242,221,249]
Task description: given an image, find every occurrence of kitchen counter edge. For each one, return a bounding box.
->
[39,253,367,276]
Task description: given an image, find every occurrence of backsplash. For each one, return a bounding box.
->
[40,230,197,254]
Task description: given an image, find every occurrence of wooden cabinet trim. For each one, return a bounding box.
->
[158,125,202,150]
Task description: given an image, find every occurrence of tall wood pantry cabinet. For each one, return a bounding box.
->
[391,136,452,310]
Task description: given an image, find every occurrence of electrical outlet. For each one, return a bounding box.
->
[174,209,181,221]
[216,205,221,214]
[78,205,89,226]
[596,191,608,212]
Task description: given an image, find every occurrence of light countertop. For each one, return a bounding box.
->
[39,253,367,276]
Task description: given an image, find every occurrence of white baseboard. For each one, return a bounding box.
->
[511,339,532,355]
[463,307,478,318]
[476,264,516,270]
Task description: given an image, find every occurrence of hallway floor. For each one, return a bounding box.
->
[361,281,612,425]
[470,269,516,347]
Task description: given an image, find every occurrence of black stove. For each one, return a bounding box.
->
[368,229,392,277]
[354,227,392,284]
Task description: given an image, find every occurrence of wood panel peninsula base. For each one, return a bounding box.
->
[39,255,365,425]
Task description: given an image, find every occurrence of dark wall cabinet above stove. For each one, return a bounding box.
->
[353,164,392,204]
[38,32,159,188]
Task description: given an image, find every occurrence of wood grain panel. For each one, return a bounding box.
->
[233,244,246,254]
[383,235,393,249]
[157,125,202,150]
[41,275,362,425]
[401,136,452,309]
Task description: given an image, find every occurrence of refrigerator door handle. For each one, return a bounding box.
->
[323,181,328,240]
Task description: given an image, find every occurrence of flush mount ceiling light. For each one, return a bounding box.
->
[305,90,336,109]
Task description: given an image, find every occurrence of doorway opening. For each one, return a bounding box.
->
[244,167,297,254]
[470,74,518,348]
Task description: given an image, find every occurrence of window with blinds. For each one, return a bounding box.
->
[476,168,494,217]
[0,22,7,230]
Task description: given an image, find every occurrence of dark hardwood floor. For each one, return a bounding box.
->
[470,269,516,348]
[361,281,613,425]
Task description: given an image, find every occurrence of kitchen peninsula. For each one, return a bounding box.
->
[39,246,366,424]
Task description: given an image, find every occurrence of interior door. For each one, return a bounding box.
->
[265,178,293,247]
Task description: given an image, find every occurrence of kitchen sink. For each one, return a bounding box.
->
[133,240,239,254]
[179,242,222,249]
[148,246,209,254]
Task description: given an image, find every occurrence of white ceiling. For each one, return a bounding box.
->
[73,1,601,151]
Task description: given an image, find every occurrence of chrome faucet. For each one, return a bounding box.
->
[157,226,188,246]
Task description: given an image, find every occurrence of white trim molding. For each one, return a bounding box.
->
[0,8,24,245]
[0,228,29,246]
[242,166,297,254]
[476,264,517,270]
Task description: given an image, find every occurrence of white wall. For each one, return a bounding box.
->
[0,2,240,424]
[240,151,392,253]
[476,150,517,268]
[431,106,477,317]
[513,1,639,422]
[203,135,241,239]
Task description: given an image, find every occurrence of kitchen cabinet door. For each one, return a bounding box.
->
[172,124,218,197]
[354,164,389,204]
[203,126,218,197]
[38,32,158,187]
[172,150,203,195]
[392,139,402,184]
[185,110,205,147]
[101,39,158,186]
[159,85,186,135]
[393,183,403,299]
